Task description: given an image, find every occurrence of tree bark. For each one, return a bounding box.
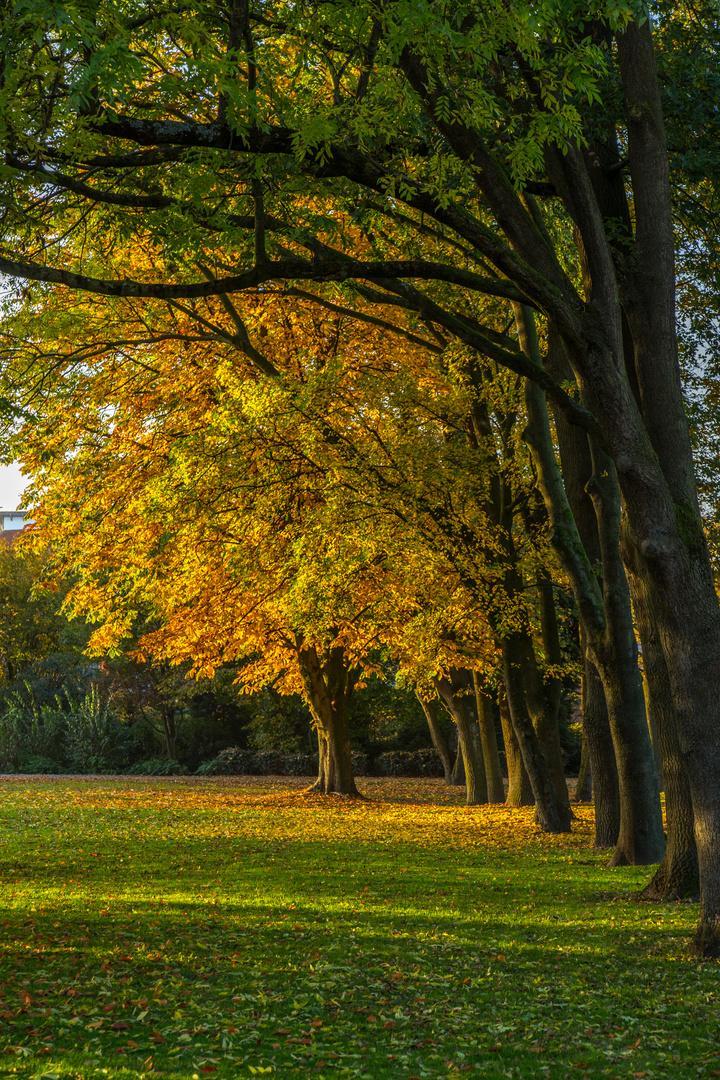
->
[545,328,620,845]
[298,645,360,796]
[518,305,663,864]
[520,574,572,818]
[416,692,454,783]
[473,673,506,802]
[580,633,621,848]
[434,671,487,805]
[501,634,571,831]
[499,681,533,807]
[574,735,592,803]
[627,555,699,901]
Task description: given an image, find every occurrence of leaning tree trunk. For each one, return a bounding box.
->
[613,22,718,948]
[298,645,360,796]
[545,328,620,845]
[518,306,663,864]
[627,555,699,901]
[473,674,506,802]
[499,681,534,807]
[416,692,454,783]
[434,671,487,805]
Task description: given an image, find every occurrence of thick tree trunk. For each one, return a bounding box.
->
[581,639,621,847]
[416,692,454,783]
[501,635,571,831]
[628,560,699,901]
[499,682,533,807]
[298,645,360,796]
[520,578,572,819]
[519,307,663,863]
[435,672,487,805]
[642,665,664,793]
[473,673,506,802]
[585,447,664,866]
[545,330,620,843]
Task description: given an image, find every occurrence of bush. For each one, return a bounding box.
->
[413,748,446,777]
[196,746,255,775]
[253,750,285,775]
[128,758,189,776]
[374,749,443,777]
[284,752,314,776]
[65,686,130,773]
[351,750,371,776]
[21,755,62,774]
[0,695,67,771]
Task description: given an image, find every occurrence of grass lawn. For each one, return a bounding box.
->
[0,776,715,1080]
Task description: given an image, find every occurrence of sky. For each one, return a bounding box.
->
[0,464,29,510]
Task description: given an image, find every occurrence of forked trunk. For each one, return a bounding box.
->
[298,645,360,797]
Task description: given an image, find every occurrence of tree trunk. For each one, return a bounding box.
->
[520,577,572,819]
[545,328,620,844]
[574,736,592,803]
[416,692,454,783]
[642,664,664,793]
[473,673,505,802]
[434,671,487,805]
[450,739,465,786]
[581,639,621,847]
[501,635,571,831]
[519,306,663,864]
[628,559,699,901]
[162,706,178,760]
[298,645,360,796]
[499,682,533,807]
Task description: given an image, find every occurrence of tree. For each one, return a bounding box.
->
[0,541,68,683]
[2,0,720,946]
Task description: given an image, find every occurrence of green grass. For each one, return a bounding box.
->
[0,776,715,1080]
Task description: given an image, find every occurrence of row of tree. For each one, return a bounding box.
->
[0,0,719,950]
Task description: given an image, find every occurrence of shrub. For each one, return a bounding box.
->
[253,750,285,775]
[196,746,255,775]
[21,755,62,774]
[65,685,130,773]
[375,751,413,776]
[413,748,445,777]
[284,752,314,776]
[0,695,67,770]
[351,750,371,776]
[128,758,188,776]
[374,749,443,777]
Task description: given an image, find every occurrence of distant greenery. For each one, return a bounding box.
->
[0,777,714,1080]
[0,544,443,773]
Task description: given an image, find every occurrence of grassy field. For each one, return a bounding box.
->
[0,776,715,1080]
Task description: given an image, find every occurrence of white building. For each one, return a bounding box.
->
[0,509,33,531]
